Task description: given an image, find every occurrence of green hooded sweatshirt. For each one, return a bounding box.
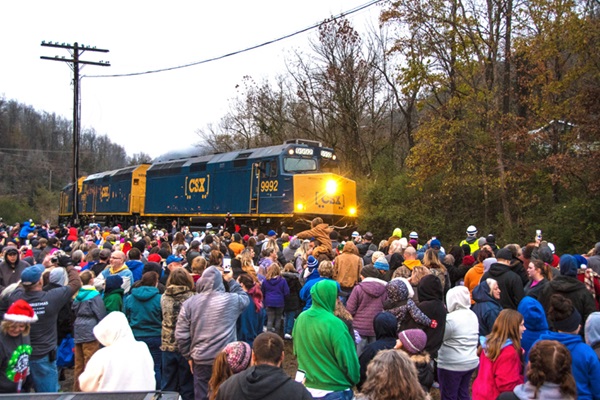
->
[293,279,360,391]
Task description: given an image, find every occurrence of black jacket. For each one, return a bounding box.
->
[282,272,302,312]
[216,364,312,400]
[481,263,525,310]
[358,311,397,389]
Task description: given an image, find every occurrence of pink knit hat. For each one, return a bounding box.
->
[223,341,252,373]
[398,329,427,355]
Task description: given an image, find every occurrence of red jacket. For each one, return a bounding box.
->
[472,343,524,400]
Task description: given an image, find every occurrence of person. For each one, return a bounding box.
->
[393,246,423,280]
[0,299,37,393]
[537,254,596,335]
[423,248,449,293]
[524,259,551,299]
[347,266,388,356]
[296,217,334,259]
[300,259,340,311]
[0,247,29,293]
[356,349,429,400]
[517,296,550,358]
[480,248,525,310]
[102,275,124,313]
[585,312,600,359]
[463,247,494,303]
[333,241,362,303]
[78,311,155,392]
[161,268,195,400]
[357,312,398,389]
[125,247,145,283]
[471,278,503,337]
[94,251,134,294]
[384,278,434,333]
[395,328,434,393]
[261,264,290,334]
[176,266,249,400]
[472,309,526,400]
[498,340,577,400]
[459,225,480,255]
[293,279,360,399]
[399,274,446,359]
[236,274,266,347]
[208,341,252,400]
[5,261,81,393]
[72,270,106,392]
[124,271,163,388]
[216,332,312,400]
[536,294,600,399]
[282,263,302,340]
[437,286,479,400]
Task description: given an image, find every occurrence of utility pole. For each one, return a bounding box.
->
[40,41,110,225]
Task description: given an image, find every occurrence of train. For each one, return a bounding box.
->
[59,139,357,232]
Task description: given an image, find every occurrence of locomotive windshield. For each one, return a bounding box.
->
[283,157,317,172]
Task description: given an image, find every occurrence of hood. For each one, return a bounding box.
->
[288,238,301,250]
[361,264,382,279]
[196,266,225,294]
[465,236,477,244]
[75,286,100,302]
[236,365,295,400]
[513,382,566,400]
[164,284,193,298]
[263,276,283,287]
[359,278,387,297]
[472,280,496,304]
[548,275,586,292]
[131,285,160,301]
[403,259,422,270]
[487,262,512,278]
[126,260,144,269]
[446,286,471,312]
[418,274,443,302]
[518,296,549,331]
[539,331,584,350]
[93,311,135,346]
[559,254,578,277]
[585,311,600,347]
[374,311,397,340]
[282,271,300,279]
[304,266,321,282]
[342,241,359,255]
[310,279,337,312]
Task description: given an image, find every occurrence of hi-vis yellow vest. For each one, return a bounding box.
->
[460,239,480,255]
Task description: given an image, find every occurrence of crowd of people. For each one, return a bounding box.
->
[0,217,600,399]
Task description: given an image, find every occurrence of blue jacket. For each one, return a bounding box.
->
[300,271,340,312]
[537,331,600,399]
[262,276,290,308]
[518,296,549,357]
[471,279,502,337]
[124,286,162,338]
[236,293,266,347]
[19,221,35,239]
[125,260,145,283]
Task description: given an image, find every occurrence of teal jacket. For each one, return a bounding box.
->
[293,279,360,391]
[124,286,162,338]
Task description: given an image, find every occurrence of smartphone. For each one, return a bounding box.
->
[294,369,306,383]
[536,229,542,241]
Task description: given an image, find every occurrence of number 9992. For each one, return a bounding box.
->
[260,180,279,192]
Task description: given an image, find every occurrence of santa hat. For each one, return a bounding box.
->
[4,300,38,323]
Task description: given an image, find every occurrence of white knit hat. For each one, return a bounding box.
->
[4,299,38,323]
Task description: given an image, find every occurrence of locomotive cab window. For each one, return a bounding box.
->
[283,157,317,172]
[269,160,278,177]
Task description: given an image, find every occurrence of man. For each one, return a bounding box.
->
[333,241,362,303]
[293,279,360,399]
[0,247,29,292]
[480,248,525,309]
[175,266,249,400]
[125,248,144,283]
[90,248,111,278]
[186,240,202,265]
[6,259,82,392]
[460,225,480,255]
[216,332,312,400]
[356,232,377,257]
[395,246,423,279]
[94,251,134,294]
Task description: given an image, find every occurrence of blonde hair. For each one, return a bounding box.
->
[191,256,207,275]
[1,321,31,336]
[265,264,282,280]
[318,260,334,278]
[410,266,431,285]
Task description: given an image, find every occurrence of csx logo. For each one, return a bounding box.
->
[188,178,206,193]
[321,195,342,205]
[100,186,110,199]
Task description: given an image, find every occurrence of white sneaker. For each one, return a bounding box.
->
[284,333,292,340]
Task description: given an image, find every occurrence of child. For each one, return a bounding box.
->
[395,328,434,393]
[261,264,289,334]
[282,263,302,340]
[72,270,107,391]
[103,275,124,313]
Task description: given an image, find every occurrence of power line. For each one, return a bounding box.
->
[85,0,383,79]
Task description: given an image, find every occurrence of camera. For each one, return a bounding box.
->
[51,257,58,263]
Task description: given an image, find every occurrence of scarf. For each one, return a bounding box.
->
[109,264,128,275]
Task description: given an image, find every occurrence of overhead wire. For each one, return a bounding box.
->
[85,0,384,79]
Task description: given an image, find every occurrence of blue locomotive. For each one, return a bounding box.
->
[59,139,357,230]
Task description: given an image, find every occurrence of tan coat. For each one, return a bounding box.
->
[333,242,362,289]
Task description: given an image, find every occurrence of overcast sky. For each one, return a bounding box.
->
[1,0,381,159]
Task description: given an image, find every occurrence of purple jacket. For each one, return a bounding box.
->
[346,278,388,337]
[262,276,290,308]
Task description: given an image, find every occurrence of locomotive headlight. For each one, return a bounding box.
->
[325,179,338,195]
[296,203,304,211]
[288,149,295,155]
[147,223,153,229]
[349,207,357,216]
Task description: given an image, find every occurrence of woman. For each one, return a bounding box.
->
[236,274,266,346]
[423,248,449,293]
[171,232,189,254]
[464,247,494,303]
[471,278,503,337]
[124,271,163,389]
[294,240,311,274]
[208,341,251,400]
[261,264,289,333]
[0,300,37,393]
[498,340,577,400]
[408,266,431,304]
[190,256,207,283]
[524,259,551,299]
[356,349,429,400]
[437,286,479,400]
[472,309,526,400]
[282,263,302,340]
[161,268,195,400]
